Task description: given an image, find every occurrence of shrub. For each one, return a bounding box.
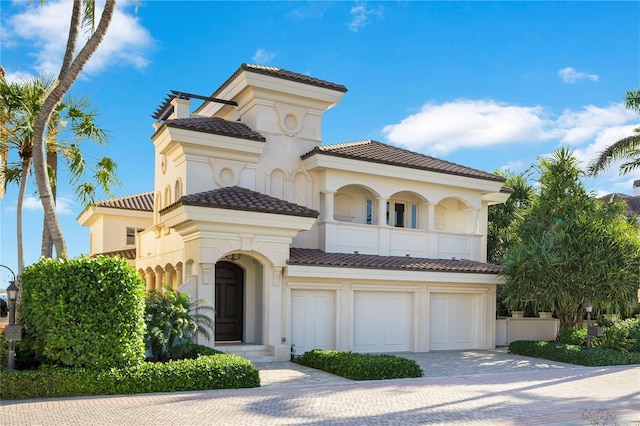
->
[0,353,259,400]
[556,328,587,346]
[144,285,214,361]
[298,349,423,380]
[508,340,640,366]
[20,256,146,369]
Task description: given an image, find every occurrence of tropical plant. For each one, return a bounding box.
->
[31,0,117,259]
[0,74,119,276]
[487,168,535,265]
[501,148,640,332]
[588,89,640,176]
[144,284,214,361]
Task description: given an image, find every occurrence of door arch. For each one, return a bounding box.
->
[215,261,244,341]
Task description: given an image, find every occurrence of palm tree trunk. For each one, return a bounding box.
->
[17,156,31,276]
[41,140,57,258]
[32,0,116,258]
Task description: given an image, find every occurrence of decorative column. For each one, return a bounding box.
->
[322,190,335,221]
[427,203,436,231]
[472,208,481,234]
[376,197,388,226]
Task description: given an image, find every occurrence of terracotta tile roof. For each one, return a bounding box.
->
[162,186,320,218]
[600,193,640,215]
[288,248,502,274]
[91,248,136,260]
[95,192,154,212]
[211,63,348,98]
[163,117,266,142]
[302,140,505,183]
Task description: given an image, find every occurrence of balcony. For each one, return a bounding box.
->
[318,221,482,261]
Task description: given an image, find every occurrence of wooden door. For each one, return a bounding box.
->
[215,261,244,341]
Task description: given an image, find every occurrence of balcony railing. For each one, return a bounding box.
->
[319,221,482,261]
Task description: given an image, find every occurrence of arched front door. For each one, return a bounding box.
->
[215,261,244,341]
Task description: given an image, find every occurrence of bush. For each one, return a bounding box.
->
[20,256,146,369]
[145,285,214,361]
[298,349,423,380]
[556,328,587,345]
[508,340,640,366]
[0,353,259,400]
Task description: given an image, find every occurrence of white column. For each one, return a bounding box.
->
[472,208,480,234]
[427,203,436,231]
[322,190,335,221]
[376,197,388,226]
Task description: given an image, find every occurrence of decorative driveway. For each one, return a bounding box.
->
[2,350,639,425]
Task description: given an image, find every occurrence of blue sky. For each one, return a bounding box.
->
[0,0,639,277]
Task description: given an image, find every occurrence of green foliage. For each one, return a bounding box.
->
[20,256,146,369]
[0,353,260,400]
[500,148,640,332]
[298,349,423,380]
[556,328,587,346]
[508,340,640,366]
[144,285,214,361]
[487,169,535,265]
[598,319,638,352]
[588,88,640,176]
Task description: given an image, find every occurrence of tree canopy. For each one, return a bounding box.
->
[500,148,640,332]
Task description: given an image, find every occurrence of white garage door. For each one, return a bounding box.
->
[353,291,412,352]
[291,290,335,355]
[429,293,478,350]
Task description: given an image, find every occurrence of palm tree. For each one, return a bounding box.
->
[32,0,117,258]
[0,75,119,276]
[145,284,215,361]
[588,89,640,176]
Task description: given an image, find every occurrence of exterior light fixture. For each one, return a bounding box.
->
[1,265,21,371]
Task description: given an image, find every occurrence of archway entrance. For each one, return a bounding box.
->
[215,261,244,341]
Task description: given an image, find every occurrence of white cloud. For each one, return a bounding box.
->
[348,1,382,32]
[4,0,153,77]
[558,67,599,84]
[382,99,554,155]
[252,48,276,64]
[23,196,75,215]
[382,99,639,158]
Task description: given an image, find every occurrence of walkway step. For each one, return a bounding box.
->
[216,344,276,363]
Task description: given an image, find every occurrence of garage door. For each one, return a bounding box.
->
[291,290,335,355]
[353,291,412,352]
[429,293,477,350]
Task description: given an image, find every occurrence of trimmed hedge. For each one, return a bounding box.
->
[21,256,146,369]
[509,340,640,366]
[298,349,423,380]
[0,353,259,400]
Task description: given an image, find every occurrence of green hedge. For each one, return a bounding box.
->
[0,353,259,400]
[298,349,423,380]
[509,340,640,366]
[21,256,146,369]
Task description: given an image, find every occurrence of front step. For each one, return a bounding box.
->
[215,344,277,363]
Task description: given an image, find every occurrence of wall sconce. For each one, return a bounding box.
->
[225,254,241,261]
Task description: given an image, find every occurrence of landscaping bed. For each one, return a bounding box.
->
[508,340,640,366]
[0,350,260,400]
[298,349,423,380]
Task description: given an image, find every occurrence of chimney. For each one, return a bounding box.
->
[634,180,640,196]
[170,97,192,119]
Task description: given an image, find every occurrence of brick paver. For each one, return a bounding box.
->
[2,350,639,425]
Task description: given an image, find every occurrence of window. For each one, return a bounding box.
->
[366,199,373,224]
[394,203,405,227]
[126,227,144,245]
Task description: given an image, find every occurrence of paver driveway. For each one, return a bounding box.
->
[2,350,639,425]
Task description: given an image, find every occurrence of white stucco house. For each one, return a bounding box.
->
[78,64,510,361]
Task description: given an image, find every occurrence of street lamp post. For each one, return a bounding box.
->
[1,265,21,371]
[585,302,593,349]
